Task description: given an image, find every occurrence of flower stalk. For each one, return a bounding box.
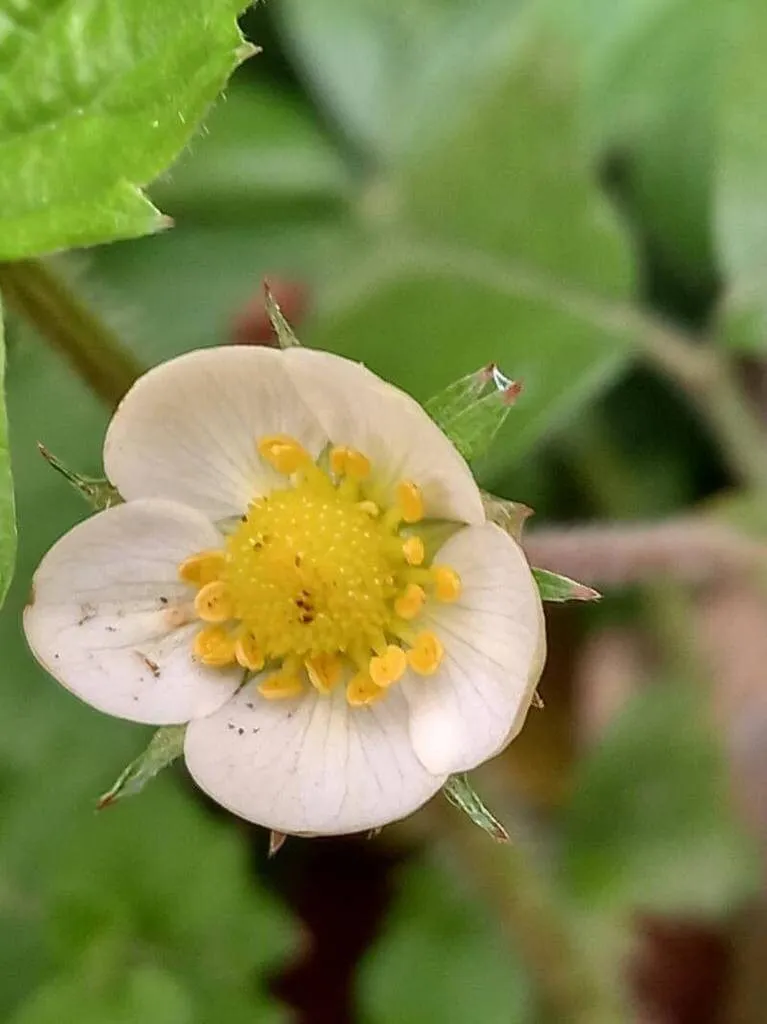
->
[0,258,143,407]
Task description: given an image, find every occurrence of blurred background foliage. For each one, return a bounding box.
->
[3,0,767,1021]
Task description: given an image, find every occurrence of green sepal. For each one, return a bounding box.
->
[265,285,301,349]
[533,567,600,603]
[443,773,509,843]
[425,364,520,462]
[481,491,534,543]
[38,444,121,511]
[97,725,186,809]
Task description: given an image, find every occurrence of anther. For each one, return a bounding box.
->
[235,632,265,672]
[330,446,372,480]
[432,566,462,602]
[305,653,342,694]
[258,434,311,474]
[179,549,227,586]
[193,626,237,666]
[407,631,444,676]
[194,581,234,623]
[369,644,407,688]
[396,480,424,523]
[346,672,384,707]
[402,536,425,566]
[258,672,304,700]
[394,583,425,621]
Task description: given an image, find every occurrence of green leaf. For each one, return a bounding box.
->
[306,32,636,475]
[359,857,534,1024]
[533,568,600,603]
[97,725,186,809]
[443,774,509,843]
[0,0,252,260]
[425,364,519,462]
[0,296,15,607]
[562,681,760,916]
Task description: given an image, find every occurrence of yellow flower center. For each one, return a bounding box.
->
[178,435,461,707]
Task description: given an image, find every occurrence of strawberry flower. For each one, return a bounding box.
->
[24,347,545,835]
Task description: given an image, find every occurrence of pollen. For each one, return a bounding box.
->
[180,433,461,708]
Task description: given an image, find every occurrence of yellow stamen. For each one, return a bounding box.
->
[179,549,227,586]
[396,480,424,523]
[330,445,372,480]
[258,434,311,475]
[394,583,425,621]
[432,565,462,602]
[402,536,425,566]
[305,653,342,694]
[193,625,237,666]
[369,644,407,687]
[194,580,234,623]
[346,672,384,707]
[258,671,304,700]
[345,449,371,480]
[234,632,265,672]
[407,631,444,676]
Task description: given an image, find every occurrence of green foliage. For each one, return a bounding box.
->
[563,681,760,916]
[0,0,251,260]
[0,301,15,606]
[299,24,637,480]
[358,858,534,1024]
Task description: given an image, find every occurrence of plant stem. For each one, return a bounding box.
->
[437,807,623,1024]
[0,258,143,407]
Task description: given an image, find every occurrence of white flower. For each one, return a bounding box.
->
[24,347,545,836]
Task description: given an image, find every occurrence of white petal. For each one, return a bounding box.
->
[283,348,484,525]
[403,523,545,775]
[23,499,241,725]
[104,347,327,520]
[184,679,445,835]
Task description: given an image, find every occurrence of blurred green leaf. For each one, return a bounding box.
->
[716,0,767,350]
[97,726,186,809]
[563,681,760,916]
[150,77,350,219]
[0,299,15,607]
[359,857,533,1024]
[307,34,636,477]
[11,962,194,1024]
[0,0,251,259]
[550,0,720,295]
